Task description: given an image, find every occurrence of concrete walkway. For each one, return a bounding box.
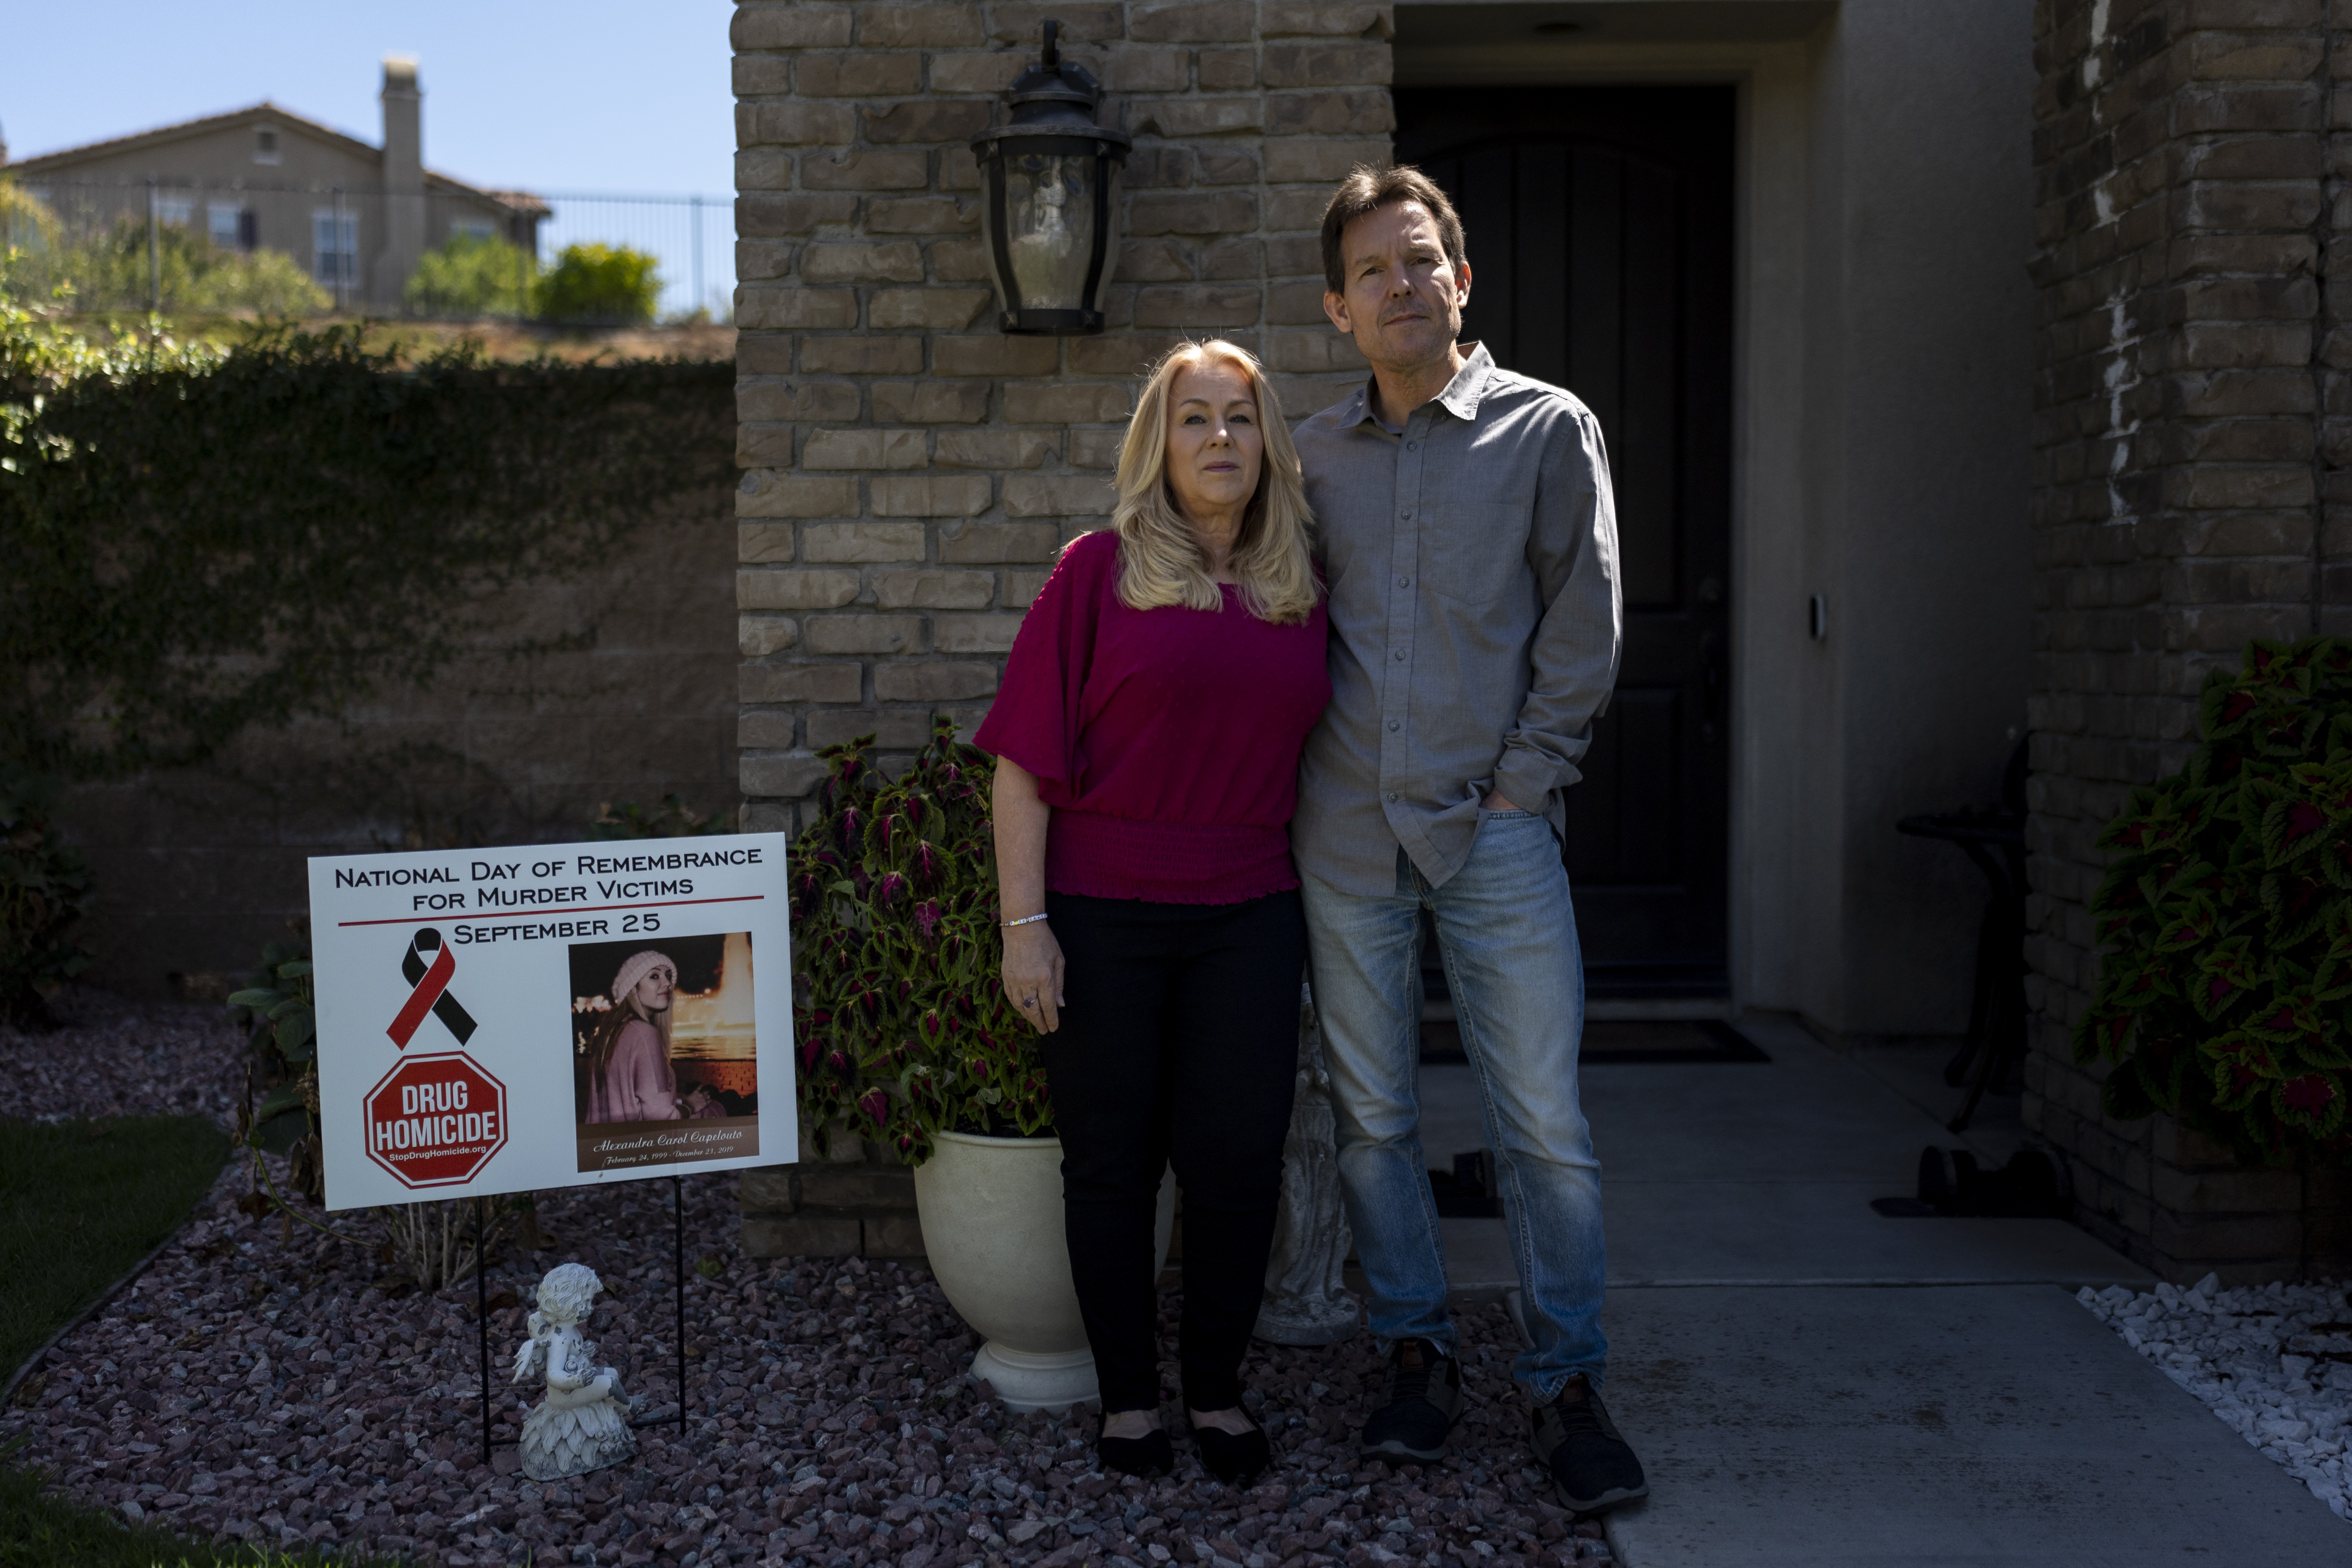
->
[1412,1014,2350,1565]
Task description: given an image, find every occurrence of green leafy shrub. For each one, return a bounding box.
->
[226,930,319,1194]
[191,247,334,316]
[403,232,536,319]
[790,720,1048,1163]
[533,242,660,325]
[0,307,731,779]
[2078,636,2352,1165]
[0,768,93,1027]
[0,179,63,305]
[27,218,330,316]
[0,182,58,255]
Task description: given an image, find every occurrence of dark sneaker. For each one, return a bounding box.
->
[1359,1337,1463,1462]
[1532,1379,1648,1513]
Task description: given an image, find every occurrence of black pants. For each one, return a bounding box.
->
[1042,888,1306,1414]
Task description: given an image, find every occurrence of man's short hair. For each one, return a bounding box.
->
[1319,163,1468,296]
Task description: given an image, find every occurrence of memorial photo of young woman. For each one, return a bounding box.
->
[567,931,761,1177]
[575,948,681,1124]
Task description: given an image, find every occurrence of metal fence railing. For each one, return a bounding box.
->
[0,177,733,325]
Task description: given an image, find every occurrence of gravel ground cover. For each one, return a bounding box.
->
[2079,1276,2352,1521]
[1,988,246,1127]
[4,995,1615,1567]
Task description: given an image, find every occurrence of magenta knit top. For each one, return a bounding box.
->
[975,529,1331,905]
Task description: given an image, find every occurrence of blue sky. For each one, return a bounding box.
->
[2,2,735,194]
[2,3,739,314]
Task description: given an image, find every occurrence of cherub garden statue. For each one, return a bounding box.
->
[511,1262,637,1480]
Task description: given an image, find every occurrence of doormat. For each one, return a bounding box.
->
[1419,1017,1770,1064]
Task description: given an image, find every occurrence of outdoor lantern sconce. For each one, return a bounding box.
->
[970,20,1130,334]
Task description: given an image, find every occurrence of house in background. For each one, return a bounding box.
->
[4,56,546,308]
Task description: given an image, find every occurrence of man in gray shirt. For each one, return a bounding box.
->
[1290,165,1646,1514]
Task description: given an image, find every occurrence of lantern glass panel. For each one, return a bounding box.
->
[1004,151,1098,311]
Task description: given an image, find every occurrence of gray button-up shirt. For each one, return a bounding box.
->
[1290,343,1623,897]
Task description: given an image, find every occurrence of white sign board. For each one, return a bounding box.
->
[309,834,797,1210]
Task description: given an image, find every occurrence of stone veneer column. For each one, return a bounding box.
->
[2027,0,2352,1281]
[731,0,1396,1256]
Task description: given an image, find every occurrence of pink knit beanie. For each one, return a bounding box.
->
[610,950,677,1005]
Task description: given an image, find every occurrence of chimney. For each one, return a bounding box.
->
[380,55,422,194]
[376,55,426,308]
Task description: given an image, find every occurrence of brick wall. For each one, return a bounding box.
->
[2027,0,2352,1281]
[741,1135,924,1259]
[730,0,1395,832]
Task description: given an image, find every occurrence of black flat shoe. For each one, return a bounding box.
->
[1190,1419,1269,1486]
[1096,1421,1173,1478]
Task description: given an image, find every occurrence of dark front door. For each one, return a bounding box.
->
[1396,85,1735,996]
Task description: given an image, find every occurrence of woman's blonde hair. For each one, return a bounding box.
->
[1111,339,1322,625]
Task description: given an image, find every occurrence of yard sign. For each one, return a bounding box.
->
[310,834,797,1210]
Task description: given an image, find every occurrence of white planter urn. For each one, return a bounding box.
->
[914,1130,1174,1412]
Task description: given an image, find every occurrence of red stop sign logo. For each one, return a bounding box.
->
[362,1052,508,1189]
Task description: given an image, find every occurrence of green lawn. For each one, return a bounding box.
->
[0,1116,231,1380]
[0,1114,365,1568]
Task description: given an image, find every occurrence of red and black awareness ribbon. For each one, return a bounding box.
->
[387,928,477,1048]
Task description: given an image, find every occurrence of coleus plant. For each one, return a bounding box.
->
[2076,637,2352,1164]
[789,717,1049,1164]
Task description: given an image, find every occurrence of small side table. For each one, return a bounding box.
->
[1895,810,2027,1132]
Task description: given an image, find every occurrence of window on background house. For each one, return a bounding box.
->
[452,219,494,242]
[155,194,193,227]
[254,127,280,165]
[208,202,245,250]
[312,209,358,286]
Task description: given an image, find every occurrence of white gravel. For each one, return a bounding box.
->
[2078,1275,2352,1520]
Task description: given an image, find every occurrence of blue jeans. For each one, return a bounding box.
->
[1301,811,1607,1400]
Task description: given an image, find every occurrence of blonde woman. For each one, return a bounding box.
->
[579,950,679,1123]
[976,340,1330,1484]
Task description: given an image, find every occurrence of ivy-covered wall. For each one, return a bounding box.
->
[60,521,739,997]
[2,322,741,995]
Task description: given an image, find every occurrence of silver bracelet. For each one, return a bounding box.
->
[1000,912,1050,928]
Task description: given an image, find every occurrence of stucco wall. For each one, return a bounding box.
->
[1810,0,2038,1032]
